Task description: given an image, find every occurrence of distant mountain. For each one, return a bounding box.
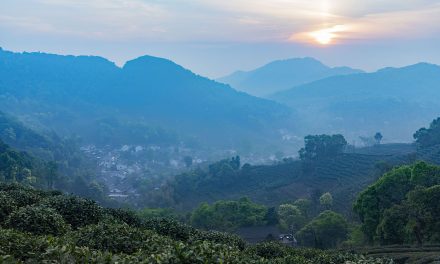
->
[270,63,440,143]
[217,57,363,97]
[0,48,293,149]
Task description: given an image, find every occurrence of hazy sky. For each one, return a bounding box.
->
[1,0,440,78]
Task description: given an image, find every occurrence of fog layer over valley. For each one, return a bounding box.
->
[1,47,440,263]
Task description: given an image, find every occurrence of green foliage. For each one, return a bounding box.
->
[406,185,440,243]
[138,207,179,220]
[0,183,389,264]
[73,221,170,254]
[319,192,333,210]
[342,225,367,248]
[143,217,195,241]
[0,191,17,223]
[105,207,143,227]
[376,205,408,245]
[414,117,440,147]
[354,161,440,245]
[42,195,104,229]
[247,241,289,259]
[264,207,279,226]
[0,228,50,260]
[293,199,312,219]
[299,134,347,160]
[0,139,35,183]
[190,229,247,250]
[297,210,348,249]
[190,197,267,231]
[277,204,306,232]
[5,205,70,235]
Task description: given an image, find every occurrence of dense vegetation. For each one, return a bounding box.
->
[354,161,440,245]
[0,183,389,263]
[0,48,293,149]
[271,62,440,143]
[299,134,347,160]
[414,117,440,147]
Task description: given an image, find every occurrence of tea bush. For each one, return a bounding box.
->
[5,205,70,235]
[42,195,104,229]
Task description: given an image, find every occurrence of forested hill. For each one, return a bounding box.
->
[0,113,112,203]
[166,117,440,215]
[168,144,417,213]
[270,63,440,143]
[0,48,293,148]
[218,57,362,97]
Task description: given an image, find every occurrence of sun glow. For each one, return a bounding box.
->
[308,25,348,45]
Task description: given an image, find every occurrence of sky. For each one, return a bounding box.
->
[1,0,440,78]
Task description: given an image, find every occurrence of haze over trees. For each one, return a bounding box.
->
[1,46,440,263]
[299,134,347,160]
[271,63,440,143]
[414,117,440,147]
[0,48,292,150]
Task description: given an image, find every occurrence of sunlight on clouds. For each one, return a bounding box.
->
[1,0,440,44]
[291,25,352,45]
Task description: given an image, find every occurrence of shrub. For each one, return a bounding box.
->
[42,195,104,229]
[72,221,171,254]
[297,210,348,249]
[0,191,17,223]
[246,241,288,259]
[3,188,43,207]
[5,205,70,235]
[142,217,195,241]
[0,228,50,260]
[105,207,142,227]
[190,229,246,250]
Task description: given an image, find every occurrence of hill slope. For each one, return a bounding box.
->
[270,63,440,143]
[0,183,384,263]
[168,143,440,216]
[0,48,293,149]
[218,57,362,97]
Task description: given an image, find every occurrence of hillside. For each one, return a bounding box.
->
[167,142,440,216]
[0,183,387,263]
[218,57,362,97]
[0,48,293,149]
[270,63,440,143]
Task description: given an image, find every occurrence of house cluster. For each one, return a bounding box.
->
[80,144,207,198]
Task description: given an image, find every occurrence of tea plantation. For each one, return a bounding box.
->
[0,183,390,263]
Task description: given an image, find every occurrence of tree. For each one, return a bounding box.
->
[277,204,306,233]
[319,192,333,210]
[190,197,267,231]
[46,161,58,189]
[414,117,440,147]
[354,161,440,245]
[264,207,279,226]
[183,156,193,168]
[374,132,383,145]
[299,134,347,160]
[296,210,348,249]
[293,199,312,219]
[231,156,240,170]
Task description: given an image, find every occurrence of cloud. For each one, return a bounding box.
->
[0,0,439,44]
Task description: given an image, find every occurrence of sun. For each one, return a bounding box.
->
[307,25,348,45]
[310,29,334,45]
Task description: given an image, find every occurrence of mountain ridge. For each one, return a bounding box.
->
[217,57,363,97]
[270,62,440,143]
[0,48,293,149]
